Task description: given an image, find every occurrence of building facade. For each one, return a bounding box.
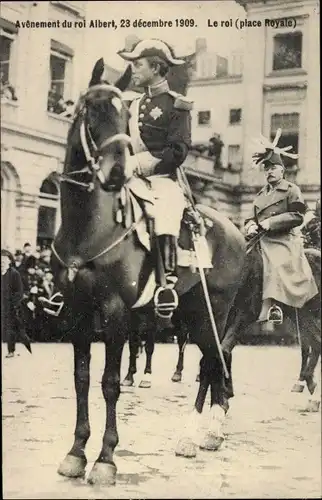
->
[1,1,86,252]
[185,0,320,227]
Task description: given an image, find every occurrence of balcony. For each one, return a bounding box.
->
[184,151,241,186]
[1,98,19,126]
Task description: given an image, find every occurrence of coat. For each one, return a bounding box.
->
[245,179,318,308]
[1,266,24,337]
[128,79,192,177]
[127,79,192,236]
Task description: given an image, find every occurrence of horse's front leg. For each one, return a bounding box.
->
[58,338,91,478]
[88,337,124,485]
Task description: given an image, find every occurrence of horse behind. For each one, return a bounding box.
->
[50,58,247,486]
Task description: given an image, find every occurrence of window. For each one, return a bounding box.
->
[0,19,18,101]
[227,145,242,171]
[48,40,73,113]
[0,31,12,83]
[229,108,242,125]
[198,110,211,126]
[37,176,60,246]
[270,113,299,169]
[273,32,302,71]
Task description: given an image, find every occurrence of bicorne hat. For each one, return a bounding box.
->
[118,39,185,66]
[252,128,298,168]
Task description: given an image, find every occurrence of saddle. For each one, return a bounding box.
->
[114,177,213,318]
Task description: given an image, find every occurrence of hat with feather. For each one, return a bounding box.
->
[251,128,299,168]
[118,39,185,66]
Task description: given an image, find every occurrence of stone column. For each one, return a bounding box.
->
[240,6,266,187]
[298,2,320,185]
[16,192,39,250]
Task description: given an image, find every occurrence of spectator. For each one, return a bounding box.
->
[0,70,18,101]
[14,250,24,270]
[1,249,24,358]
[208,133,224,169]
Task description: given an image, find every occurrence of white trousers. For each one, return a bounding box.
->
[148,176,186,237]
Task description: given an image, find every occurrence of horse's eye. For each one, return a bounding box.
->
[111,97,122,113]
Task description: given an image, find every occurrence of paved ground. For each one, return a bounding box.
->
[2,342,321,499]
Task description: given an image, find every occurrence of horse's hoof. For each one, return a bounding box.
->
[171,372,182,383]
[199,432,224,451]
[196,374,200,383]
[307,379,317,396]
[87,461,117,486]
[57,454,87,478]
[291,382,305,393]
[139,374,151,388]
[305,399,320,413]
[175,437,197,458]
[121,377,134,387]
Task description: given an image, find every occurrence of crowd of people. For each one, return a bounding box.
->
[1,242,59,356]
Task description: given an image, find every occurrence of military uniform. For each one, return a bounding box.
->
[127,78,192,237]
[246,133,318,322]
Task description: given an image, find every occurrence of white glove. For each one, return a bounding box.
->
[30,285,38,294]
[246,223,259,237]
[27,301,36,311]
[260,219,270,231]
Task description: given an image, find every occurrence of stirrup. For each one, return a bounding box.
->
[154,285,179,319]
[267,304,283,325]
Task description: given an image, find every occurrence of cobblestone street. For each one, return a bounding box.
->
[2,343,321,499]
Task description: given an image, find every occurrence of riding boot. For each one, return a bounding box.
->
[159,234,178,282]
[154,235,179,321]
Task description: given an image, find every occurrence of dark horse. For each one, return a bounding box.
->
[51,58,247,486]
[154,243,321,412]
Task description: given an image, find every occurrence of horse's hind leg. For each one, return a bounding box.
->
[139,329,155,388]
[291,342,310,393]
[175,355,209,458]
[122,329,140,387]
[88,335,124,485]
[172,328,188,383]
[58,336,91,478]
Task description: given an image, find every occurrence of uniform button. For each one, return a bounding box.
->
[139,113,145,118]
[141,104,146,110]
[138,121,143,127]
[146,98,151,103]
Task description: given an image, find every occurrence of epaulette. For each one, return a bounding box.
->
[168,90,193,111]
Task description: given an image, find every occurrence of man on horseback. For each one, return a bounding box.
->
[245,129,318,324]
[118,39,192,305]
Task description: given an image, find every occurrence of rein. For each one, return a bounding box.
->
[51,216,143,270]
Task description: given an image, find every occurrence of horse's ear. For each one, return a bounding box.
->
[89,58,109,87]
[115,65,132,92]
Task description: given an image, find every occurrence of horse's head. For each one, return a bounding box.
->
[64,57,132,192]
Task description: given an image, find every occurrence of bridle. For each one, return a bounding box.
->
[59,84,132,192]
[51,83,140,274]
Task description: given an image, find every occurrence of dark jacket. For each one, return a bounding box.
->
[245,179,306,235]
[1,266,24,334]
[128,81,192,177]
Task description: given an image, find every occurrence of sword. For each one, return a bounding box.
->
[177,165,229,379]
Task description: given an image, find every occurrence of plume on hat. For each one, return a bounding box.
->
[251,128,299,166]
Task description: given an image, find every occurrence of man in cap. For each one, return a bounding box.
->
[244,130,318,324]
[118,39,192,296]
